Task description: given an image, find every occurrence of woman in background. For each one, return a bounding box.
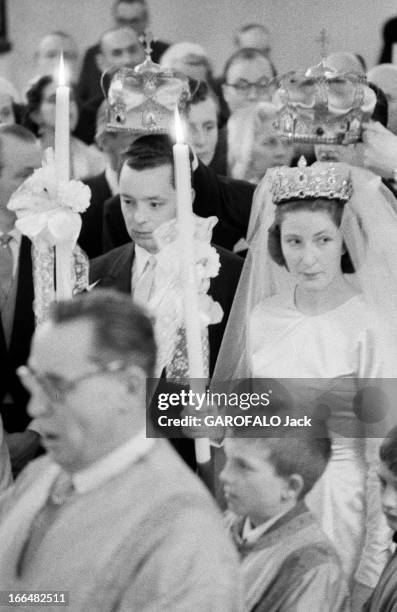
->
[23,75,105,180]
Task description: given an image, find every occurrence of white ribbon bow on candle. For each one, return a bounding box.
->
[7,147,91,318]
[8,149,91,247]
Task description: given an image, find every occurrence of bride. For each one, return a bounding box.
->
[213,159,397,603]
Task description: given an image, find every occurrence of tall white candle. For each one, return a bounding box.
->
[55,53,72,300]
[173,108,211,464]
[55,54,70,183]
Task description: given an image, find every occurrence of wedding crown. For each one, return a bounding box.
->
[103,40,191,134]
[273,61,376,145]
[269,157,353,204]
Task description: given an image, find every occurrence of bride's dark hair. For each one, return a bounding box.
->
[268,197,355,274]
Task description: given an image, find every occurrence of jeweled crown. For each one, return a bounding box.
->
[269,157,353,204]
[103,37,191,134]
[273,60,376,145]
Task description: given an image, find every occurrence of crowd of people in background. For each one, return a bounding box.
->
[2,1,397,610]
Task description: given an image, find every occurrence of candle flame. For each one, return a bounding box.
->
[58,53,66,87]
[174,107,184,144]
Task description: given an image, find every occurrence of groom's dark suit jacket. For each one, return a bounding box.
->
[1,237,35,432]
[89,241,243,375]
[79,171,112,259]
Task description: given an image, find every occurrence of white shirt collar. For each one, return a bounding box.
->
[104,163,119,196]
[242,510,287,545]
[133,244,158,278]
[72,429,155,494]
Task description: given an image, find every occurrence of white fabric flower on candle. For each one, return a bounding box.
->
[7,148,91,246]
[151,214,224,328]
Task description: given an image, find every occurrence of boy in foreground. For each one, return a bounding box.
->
[221,434,350,611]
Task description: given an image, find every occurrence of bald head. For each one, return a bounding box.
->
[97,27,145,72]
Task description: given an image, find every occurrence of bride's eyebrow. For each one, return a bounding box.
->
[313,229,332,237]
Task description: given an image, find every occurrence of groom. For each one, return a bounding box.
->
[90,133,243,376]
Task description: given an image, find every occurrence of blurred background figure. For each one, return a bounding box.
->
[233,22,276,76]
[161,42,229,130]
[222,48,274,117]
[96,27,145,74]
[0,77,26,125]
[0,90,15,126]
[184,80,227,174]
[76,27,145,145]
[324,51,366,74]
[367,64,397,134]
[77,0,168,108]
[228,102,294,182]
[160,42,212,82]
[23,75,105,180]
[234,23,272,58]
[33,31,79,83]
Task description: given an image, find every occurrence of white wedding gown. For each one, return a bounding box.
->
[249,291,391,588]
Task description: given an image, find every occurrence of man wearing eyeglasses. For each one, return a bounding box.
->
[221,48,275,116]
[0,290,241,611]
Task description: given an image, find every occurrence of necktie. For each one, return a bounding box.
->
[17,471,75,577]
[133,255,157,305]
[0,234,13,309]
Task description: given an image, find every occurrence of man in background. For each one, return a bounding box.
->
[0,125,42,475]
[33,31,79,83]
[75,26,145,144]
[77,0,168,116]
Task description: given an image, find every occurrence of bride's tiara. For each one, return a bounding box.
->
[269,157,353,204]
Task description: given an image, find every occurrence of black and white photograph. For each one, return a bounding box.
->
[1,1,397,610]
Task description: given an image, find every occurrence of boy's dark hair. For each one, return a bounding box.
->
[120,133,193,185]
[229,379,331,499]
[380,427,397,475]
[249,436,331,499]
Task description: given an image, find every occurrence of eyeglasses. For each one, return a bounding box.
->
[17,361,128,404]
[225,79,271,95]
